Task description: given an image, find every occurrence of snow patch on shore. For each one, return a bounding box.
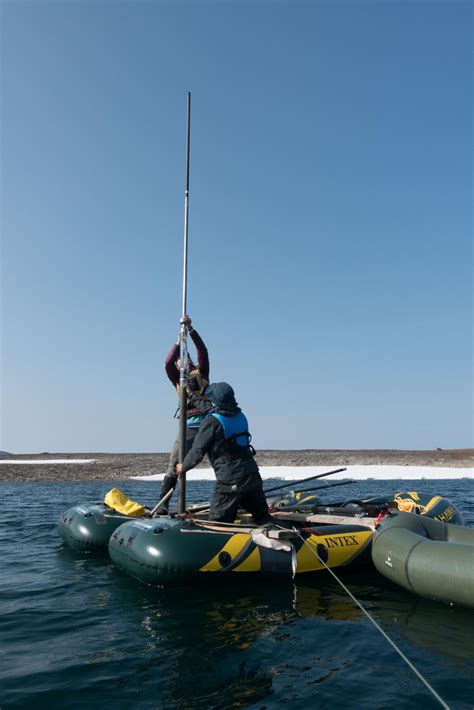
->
[130,465,472,481]
[0,459,96,465]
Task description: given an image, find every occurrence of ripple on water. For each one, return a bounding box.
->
[0,479,473,709]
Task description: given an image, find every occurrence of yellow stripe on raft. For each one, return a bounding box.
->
[199,533,254,572]
[296,535,326,573]
[200,529,373,574]
[421,496,443,514]
[233,546,261,572]
[296,530,373,573]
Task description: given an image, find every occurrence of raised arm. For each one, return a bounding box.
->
[189,329,209,381]
[165,316,209,387]
[164,336,180,387]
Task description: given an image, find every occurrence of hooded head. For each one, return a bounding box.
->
[205,382,238,410]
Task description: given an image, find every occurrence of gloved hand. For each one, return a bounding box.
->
[180,314,192,327]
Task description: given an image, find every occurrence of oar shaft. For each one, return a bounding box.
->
[279,479,355,496]
[150,487,174,516]
[263,467,347,494]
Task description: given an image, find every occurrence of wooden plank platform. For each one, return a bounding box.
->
[272,511,376,529]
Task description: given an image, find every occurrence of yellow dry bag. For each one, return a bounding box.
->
[104,487,145,517]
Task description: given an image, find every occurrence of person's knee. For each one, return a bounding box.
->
[209,495,237,523]
[209,504,233,523]
[166,462,178,476]
[161,473,178,490]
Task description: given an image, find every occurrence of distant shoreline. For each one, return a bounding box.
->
[0,449,472,483]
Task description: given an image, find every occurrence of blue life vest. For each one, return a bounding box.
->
[210,411,252,450]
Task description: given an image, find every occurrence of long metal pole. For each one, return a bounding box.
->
[178,92,191,514]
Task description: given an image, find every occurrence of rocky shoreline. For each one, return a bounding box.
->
[0,449,472,483]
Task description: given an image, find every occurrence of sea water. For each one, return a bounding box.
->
[0,479,473,709]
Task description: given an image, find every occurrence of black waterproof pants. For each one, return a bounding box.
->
[209,483,272,525]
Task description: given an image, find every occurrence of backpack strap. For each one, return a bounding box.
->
[227,431,256,456]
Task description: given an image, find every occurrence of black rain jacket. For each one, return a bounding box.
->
[180,406,262,491]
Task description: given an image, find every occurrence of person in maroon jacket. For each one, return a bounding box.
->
[157,315,212,514]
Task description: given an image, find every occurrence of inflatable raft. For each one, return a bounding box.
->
[106,492,464,586]
[58,504,134,552]
[272,490,464,525]
[108,516,375,585]
[57,490,463,555]
[372,510,474,608]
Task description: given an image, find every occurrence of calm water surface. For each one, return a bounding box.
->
[0,479,473,709]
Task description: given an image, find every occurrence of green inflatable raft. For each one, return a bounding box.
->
[372,510,474,608]
[58,504,134,552]
[108,516,375,585]
[105,491,464,587]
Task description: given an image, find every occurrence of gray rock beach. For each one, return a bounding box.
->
[0,449,472,483]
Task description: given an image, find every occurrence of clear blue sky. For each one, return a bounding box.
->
[1,1,472,453]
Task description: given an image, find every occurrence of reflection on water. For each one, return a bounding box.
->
[107,572,473,708]
[296,570,474,661]
[295,582,364,622]
[369,587,474,661]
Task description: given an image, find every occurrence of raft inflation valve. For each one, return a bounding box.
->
[218,551,232,568]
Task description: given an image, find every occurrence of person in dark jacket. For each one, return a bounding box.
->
[157,315,212,514]
[176,382,272,525]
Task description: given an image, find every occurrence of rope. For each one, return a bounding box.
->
[290,526,451,710]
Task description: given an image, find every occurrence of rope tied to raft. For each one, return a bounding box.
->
[289,526,451,710]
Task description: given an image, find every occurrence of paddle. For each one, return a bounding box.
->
[262,467,347,495]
